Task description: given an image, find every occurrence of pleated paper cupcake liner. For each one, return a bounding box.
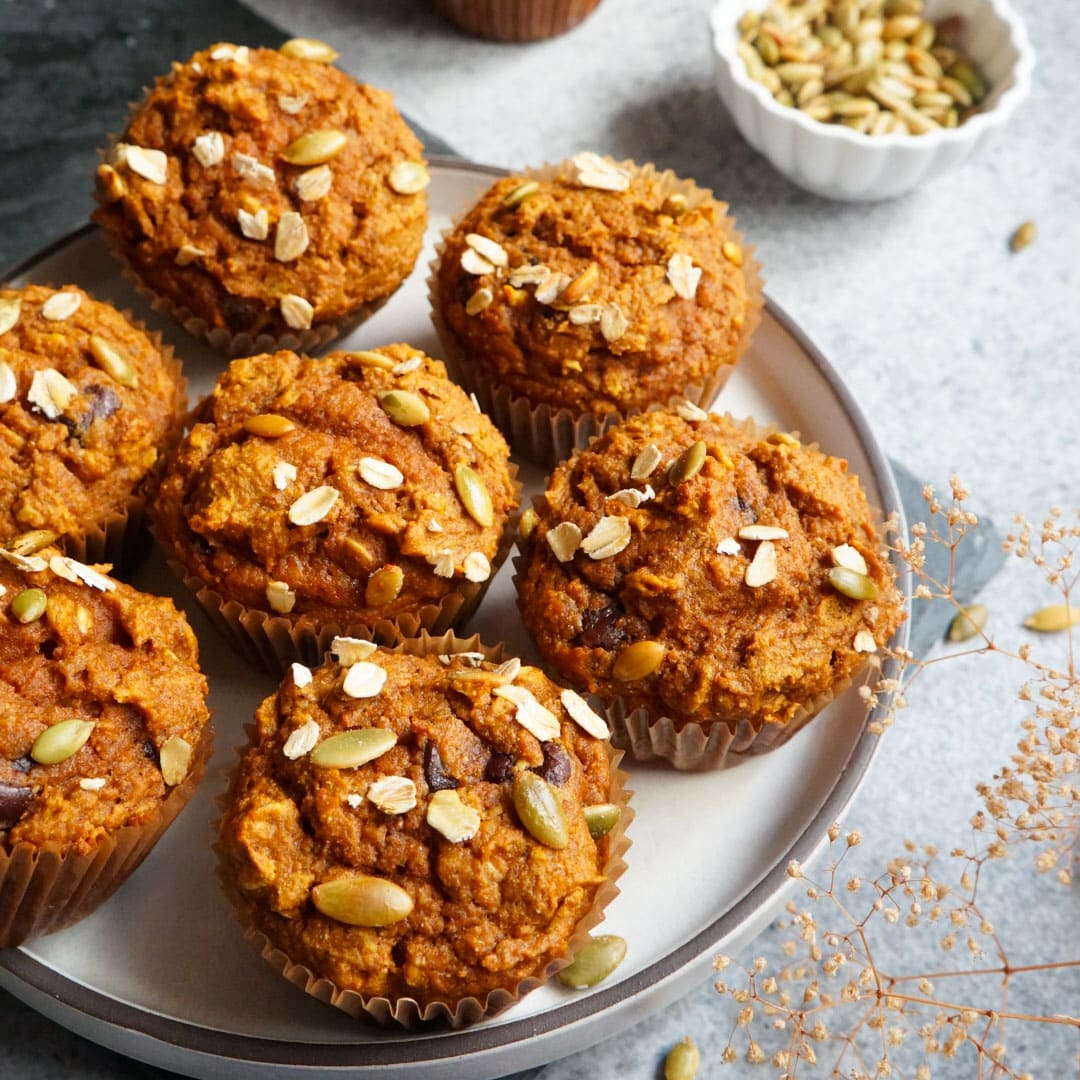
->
[433,0,603,42]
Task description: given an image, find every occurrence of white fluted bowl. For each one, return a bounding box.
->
[710,0,1034,201]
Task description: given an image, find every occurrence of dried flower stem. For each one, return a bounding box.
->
[714,483,1080,1077]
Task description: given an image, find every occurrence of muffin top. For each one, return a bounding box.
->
[0,547,211,854]
[151,346,518,628]
[434,153,753,418]
[218,646,619,1007]
[516,410,905,731]
[93,42,428,342]
[0,284,184,547]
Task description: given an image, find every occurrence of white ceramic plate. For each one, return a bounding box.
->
[0,159,908,1079]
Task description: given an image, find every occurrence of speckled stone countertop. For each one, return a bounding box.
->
[2,0,1079,1077]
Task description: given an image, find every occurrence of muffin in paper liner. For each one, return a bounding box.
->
[0,729,213,947]
[215,630,632,1029]
[513,409,906,771]
[149,345,521,677]
[0,283,188,573]
[429,154,764,467]
[433,0,603,41]
[0,550,213,947]
[92,42,429,358]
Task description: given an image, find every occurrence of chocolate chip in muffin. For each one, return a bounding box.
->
[538,742,572,786]
[0,783,33,828]
[423,740,459,791]
[484,751,514,783]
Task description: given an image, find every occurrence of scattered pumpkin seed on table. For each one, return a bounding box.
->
[1010,220,1036,252]
[947,603,988,641]
[665,1036,701,1080]
[1023,604,1080,633]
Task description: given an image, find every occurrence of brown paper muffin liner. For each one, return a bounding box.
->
[433,0,603,41]
[6,301,187,575]
[215,630,632,1029]
[602,675,863,772]
[152,469,522,678]
[512,411,899,770]
[429,156,764,468]
[0,726,213,948]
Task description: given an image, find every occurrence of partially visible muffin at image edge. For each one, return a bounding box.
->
[0,284,185,567]
[94,40,428,354]
[0,546,212,946]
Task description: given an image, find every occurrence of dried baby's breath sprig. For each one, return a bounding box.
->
[714,486,1080,1076]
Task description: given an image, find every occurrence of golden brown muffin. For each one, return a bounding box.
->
[0,546,212,945]
[93,41,428,350]
[217,642,625,1023]
[515,410,905,764]
[0,284,185,564]
[151,346,518,654]
[433,155,755,423]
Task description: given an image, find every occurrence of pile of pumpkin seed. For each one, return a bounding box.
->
[736,0,988,135]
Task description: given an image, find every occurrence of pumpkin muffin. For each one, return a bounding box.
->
[0,545,212,946]
[217,638,628,1026]
[93,40,428,354]
[151,346,519,672]
[432,154,760,462]
[0,284,185,567]
[515,409,905,769]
